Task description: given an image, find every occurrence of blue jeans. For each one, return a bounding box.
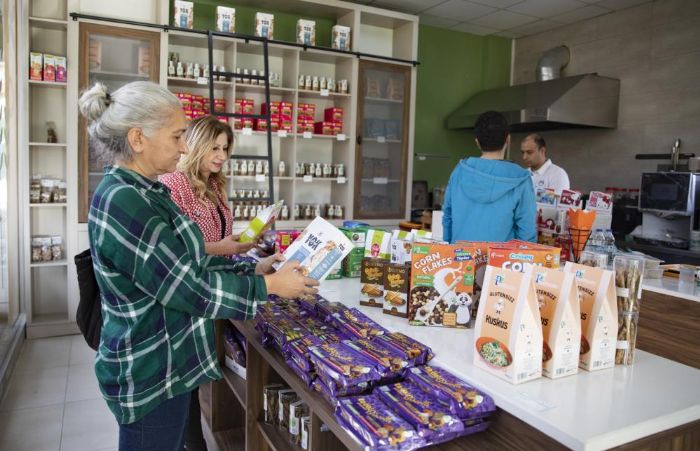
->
[119,391,191,451]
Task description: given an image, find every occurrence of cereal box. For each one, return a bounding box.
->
[488,241,560,273]
[532,267,581,379]
[55,56,67,82]
[255,13,275,39]
[564,262,617,371]
[409,243,476,328]
[332,25,351,51]
[173,0,194,29]
[360,258,385,308]
[383,263,410,318]
[457,241,492,324]
[296,19,316,46]
[43,54,56,82]
[364,229,391,260]
[216,6,235,33]
[474,266,543,384]
[30,52,43,80]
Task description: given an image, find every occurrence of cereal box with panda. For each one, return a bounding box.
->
[409,243,476,328]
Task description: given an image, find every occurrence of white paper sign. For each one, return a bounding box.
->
[196,77,208,85]
[320,88,330,97]
[373,177,388,185]
[302,131,313,139]
[303,175,313,182]
[377,136,386,143]
[336,134,346,141]
[255,174,266,182]
[277,130,288,138]
[337,177,346,184]
[242,127,253,136]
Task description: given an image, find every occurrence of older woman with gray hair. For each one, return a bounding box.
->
[79,81,318,451]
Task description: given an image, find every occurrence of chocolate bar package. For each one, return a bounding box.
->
[375,382,464,442]
[308,341,381,389]
[406,366,496,421]
[317,299,348,322]
[335,395,425,450]
[312,378,339,407]
[294,316,335,338]
[284,335,323,372]
[286,357,315,387]
[266,317,308,350]
[343,339,409,382]
[371,332,434,366]
[331,308,388,339]
[223,328,246,367]
[317,372,372,397]
[360,258,386,308]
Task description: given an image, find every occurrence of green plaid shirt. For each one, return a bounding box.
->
[88,166,267,424]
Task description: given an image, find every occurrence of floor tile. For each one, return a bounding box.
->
[66,363,102,403]
[15,337,71,371]
[60,398,118,451]
[69,335,97,366]
[0,403,63,451]
[0,365,68,411]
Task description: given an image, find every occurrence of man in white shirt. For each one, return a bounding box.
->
[521,133,570,193]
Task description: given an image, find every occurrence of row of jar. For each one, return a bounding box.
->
[231,202,344,221]
[295,162,345,178]
[230,160,345,179]
[234,67,283,87]
[30,176,67,204]
[31,235,64,263]
[298,74,349,94]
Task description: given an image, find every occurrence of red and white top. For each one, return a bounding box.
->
[160,171,233,243]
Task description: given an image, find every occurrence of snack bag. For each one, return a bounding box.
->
[344,339,409,382]
[308,341,381,389]
[239,201,284,243]
[360,258,385,308]
[331,308,388,339]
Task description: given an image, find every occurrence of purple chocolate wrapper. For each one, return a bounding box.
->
[231,326,247,355]
[295,316,336,338]
[317,300,349,322]
[284,335,323,372]
[308,342,381,388]
[266,317,308,349]
[406,366,496,421]
[343,339,409,382]
[331,308,388,339]
[373,332,435,366]
[312,378,340,408]
[223,329,246,367]
[335,395,425,450]
[375,382,464,442]
[296,295,324,317]
[286,357,315,387]
[317,372,372,397]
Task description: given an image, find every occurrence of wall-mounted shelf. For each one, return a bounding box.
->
[29,260,67,268]
[29,16,68,30]
[167,76,233,88]
[28,80,67,88]
[29,203,67,208]
[90,69,150,80]
[29,142,67,147]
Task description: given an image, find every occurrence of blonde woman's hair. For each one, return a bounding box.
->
[178,116,234,204]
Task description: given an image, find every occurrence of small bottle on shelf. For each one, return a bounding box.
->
[281,205,289,220]
[193,63,200,78]
[176,62,184,77]
[203,64,209,79]
[293,204,300,219]
[278,161,286,176]
[186,63,194,79]
[263,161,269,176]
[298,74,305,89]
[168,60,175,77]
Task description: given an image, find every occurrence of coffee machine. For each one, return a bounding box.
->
[636,172,700,248]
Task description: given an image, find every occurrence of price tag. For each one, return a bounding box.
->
[337,177,347,184]
[320,88,330,97]
[196,77,208,85]
[277,130,288,138]
[377,136,386,143]
[336,133,346,141]
[302,131,313,139]
[255,174,266,182]
[373,177,388,185]
[303,175,313,182]
[242,127,253,136]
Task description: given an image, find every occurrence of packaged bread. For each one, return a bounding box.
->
[564,262,618,371]
[533,267,581,379]
[474,266,543,384]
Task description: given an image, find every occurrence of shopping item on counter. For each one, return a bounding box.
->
[375,382,465,442]
[474,266,543,384]
[343,339,409,382]
[335,395,425,450]
[331,307,388,339]
[383,263,410,318]
[409,243,476,328]
[364,229,391,260]
[373,332,434,366]
[266,316,308,351]
[613,255,645,365]
[294,316,335,339]
[331,25,351,51]
[317,372,372,397]
[173,0,194,28]
[579,250,609,268]
[405,366,496,421]
[289,400,309,443]
[263,384,286,425]
[296,295,322,317]
[567,208,597,262]
[341,227,367,277]
[296,19,316,45]
[390,230,414,265]
[239,201,284,243]
[308,341,381,389]
[536,188,559,206]
[284,335,323,372]
[317,299,348,321]
[456,241,492,325]
[254,305,286,334]
[274,217,353,281]
[255,12,274,39]
[360,258,386,308]
[275,229,301,254]
[559,189,583,208]
[286,357,315,387]
[278,389,298,430]
[312,378,339,407]
[216,6,235,33]
[537,205,567,233]
[587,191,613,212]
[488,241,561,273]
[533,267,581,379]
[564,262,618,371]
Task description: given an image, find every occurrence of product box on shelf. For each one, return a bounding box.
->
[340,227,367,278]
[255,13,274,39]
[383,263,410,318]
[360,258,386,308]
[389,230,413,265]
[216,6,235,33]
[29,52,43,80]
[488,241,561,273]
[587,191,613,212]
[55,56,67,82]
[559,189,583,209]
[364,229,391,260]
[261,101,281,116]
[537,205,567,233]
[474,265,543,384]
[173,0,194,29]
[280,101,293,117]
[332,25,351,51]
[324,107,343,122]
[332,121,343,135]
[532,267,581,379]
[313,121,335,136]
[564,262,618,371]
[409,243,475,328]
[43,54,56,82]
[296,19,316,46]
[456,241,492,324]
[296,119,314,134]
[279,115,293,132]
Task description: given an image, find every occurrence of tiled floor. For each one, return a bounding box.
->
[0,334,118,451]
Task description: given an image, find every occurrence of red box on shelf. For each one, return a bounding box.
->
[214,98,226,113]
[255,119,268,131]
[279,114,293,132]
[324,107,343,122]
[332,121,343,135]
[192,95,204,110]
[280,101,293,117]
[177,92,193,109]
[270,116,280,132]
[183,107,194,120]
[314,121,335,135]
[261,101,281,116]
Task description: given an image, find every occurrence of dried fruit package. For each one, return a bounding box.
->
[405,366,496,421]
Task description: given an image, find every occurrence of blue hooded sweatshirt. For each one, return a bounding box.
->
[442,157,536,243]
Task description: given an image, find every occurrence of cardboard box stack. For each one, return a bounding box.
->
[176,92,226,122]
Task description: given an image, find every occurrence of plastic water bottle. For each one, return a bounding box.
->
[585,229,605,253]
[603,229,618,263]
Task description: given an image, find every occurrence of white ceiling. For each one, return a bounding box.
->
[348,0,652,38]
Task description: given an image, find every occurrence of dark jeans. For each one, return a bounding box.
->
[118,391,191,451]
[185,387,208,451]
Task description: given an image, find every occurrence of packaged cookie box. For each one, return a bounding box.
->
[360,258,386,308]
[488,241,560,273]
[173,0,194,29]
[296,19,316,46]
[409,243,476,328]
[216,6,235,33]
[331,25,351,51]
[383,263,410,318]
[255,12,275,39]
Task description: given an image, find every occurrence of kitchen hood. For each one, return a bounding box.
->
[446,73,620,132]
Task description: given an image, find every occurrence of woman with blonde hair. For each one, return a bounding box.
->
[161,115,253,256]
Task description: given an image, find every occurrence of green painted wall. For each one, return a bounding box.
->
[172,3,513,190]
[413,26,512,190]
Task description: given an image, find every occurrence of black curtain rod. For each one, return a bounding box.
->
[69,12,420,66]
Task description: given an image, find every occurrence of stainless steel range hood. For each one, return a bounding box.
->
[446,73,620,132]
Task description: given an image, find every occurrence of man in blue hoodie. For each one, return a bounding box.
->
[442,111,536,243]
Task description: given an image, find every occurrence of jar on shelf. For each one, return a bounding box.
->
[51,236,64,261]
[40,179,54,203]
[322,163,331,178]
[31,237,44,263]
[281,205,289,220]
[278,161,286,176]
[247,160,255,175]
[293,204,300,219]
[56,181,67,203]
[304,204,311,219]
[314,164,322,178]
[305,75,312,90]
[30,177,42,203]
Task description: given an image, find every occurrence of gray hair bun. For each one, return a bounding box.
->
[78,82,110,122]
